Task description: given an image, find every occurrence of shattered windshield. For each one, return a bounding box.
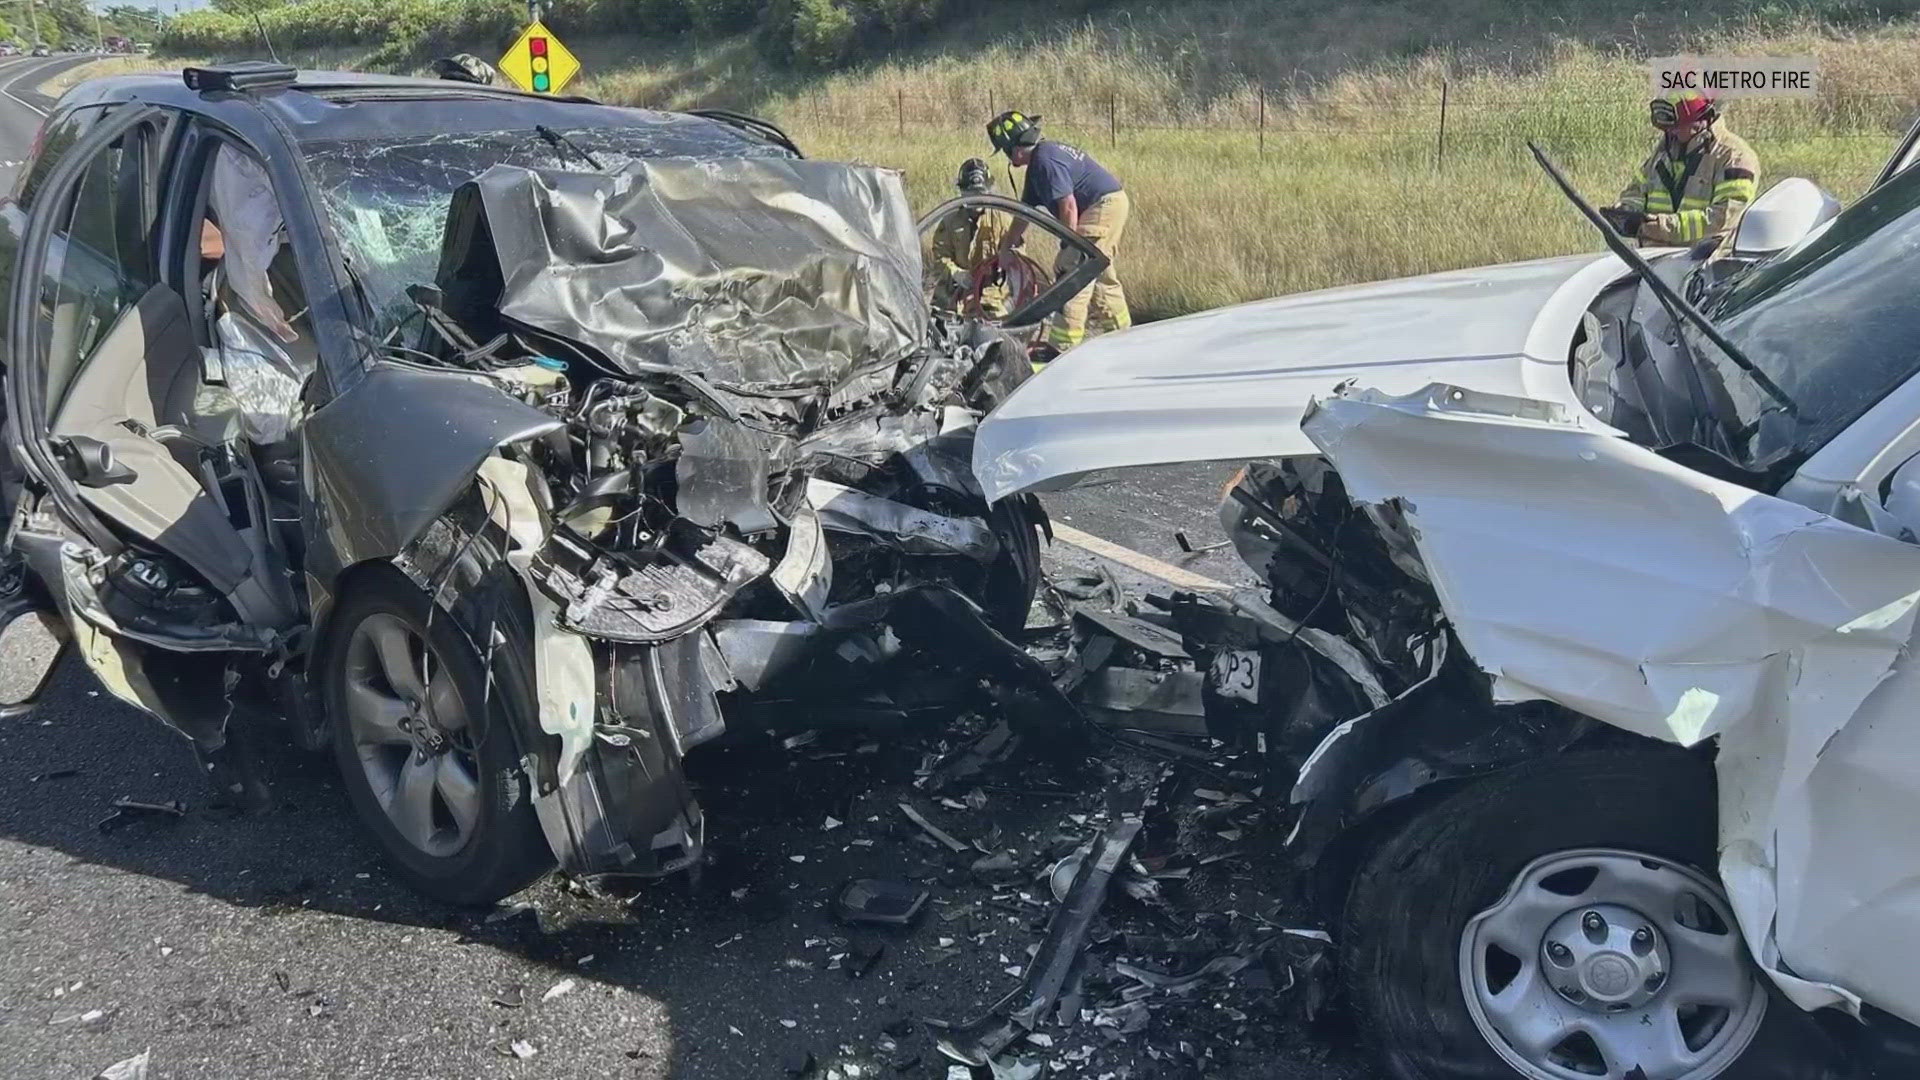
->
[302,122,787,336]
[1686,162,1920,470]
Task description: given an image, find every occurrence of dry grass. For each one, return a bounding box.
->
[760,39,1906,319]
[40,55,184,96]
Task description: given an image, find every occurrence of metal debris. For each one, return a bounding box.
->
[934,785,1151,1067]
[899,803,971,854]
[833,880,929,927]
[989,1057,1043,1080]
[96,798,187,833]
[51,1008,114,1032]
[924,719,1019,793]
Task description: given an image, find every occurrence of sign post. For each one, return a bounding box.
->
[499,19,581,95]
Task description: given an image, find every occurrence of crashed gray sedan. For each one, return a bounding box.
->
[0,64,1100,904]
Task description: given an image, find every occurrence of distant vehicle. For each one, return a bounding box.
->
[104,36,132,54]
[0,44,18,57]
[134,41,152,53]
[30,44,49,57]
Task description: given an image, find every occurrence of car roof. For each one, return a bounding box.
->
[57,68,783,150]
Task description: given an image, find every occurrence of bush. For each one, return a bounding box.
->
[788,0,856,68]
[759,0,968,69]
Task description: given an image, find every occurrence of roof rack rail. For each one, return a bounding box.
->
[183,62,297,94]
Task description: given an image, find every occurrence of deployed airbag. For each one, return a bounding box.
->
[437,158,928,394]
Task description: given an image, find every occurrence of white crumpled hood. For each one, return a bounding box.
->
[974,251,1627,501]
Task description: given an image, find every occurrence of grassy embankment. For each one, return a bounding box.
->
[78,2,1920,319]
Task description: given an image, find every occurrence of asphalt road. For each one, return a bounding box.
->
[0,57,1351,1080]
[0,54,96,191]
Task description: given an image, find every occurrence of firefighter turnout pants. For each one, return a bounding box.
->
[1048,190,1131,351]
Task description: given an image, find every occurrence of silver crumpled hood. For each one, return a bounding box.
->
[973,251,1627,501]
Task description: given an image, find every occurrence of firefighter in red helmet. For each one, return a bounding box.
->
[1603,92,1759,249]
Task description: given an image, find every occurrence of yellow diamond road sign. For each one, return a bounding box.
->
[499,20,580,95]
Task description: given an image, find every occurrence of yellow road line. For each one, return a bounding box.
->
[1048,522,1230,592]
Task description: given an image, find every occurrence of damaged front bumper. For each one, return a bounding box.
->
[1051,380,1920,1022]
[1297,381,1920,1017]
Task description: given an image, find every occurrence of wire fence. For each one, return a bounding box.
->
[680,82,1920,169]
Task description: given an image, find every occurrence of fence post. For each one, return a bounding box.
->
[897,89,905,137]
[1109,92,1117,148]
[1435,78,1449,172]
[1259,85,1266,153]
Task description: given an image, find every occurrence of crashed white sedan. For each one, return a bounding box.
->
[976,145,1920,1079]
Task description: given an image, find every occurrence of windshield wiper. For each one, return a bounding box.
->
[1526,141,1798,417]
[535,124,605,171]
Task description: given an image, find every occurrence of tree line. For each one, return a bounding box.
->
[163,0,1112,71]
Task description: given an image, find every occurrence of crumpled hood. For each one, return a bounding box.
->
[437,158,928,396]
[973,251,1628,501]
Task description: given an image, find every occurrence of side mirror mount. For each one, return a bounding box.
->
[1686,235,1724,263]
[1731,177,1841,258]
[1882,452,1920,542]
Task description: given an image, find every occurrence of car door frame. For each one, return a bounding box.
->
[915,193,1111,329]
[6,101,177,559]
[161,107,366,406]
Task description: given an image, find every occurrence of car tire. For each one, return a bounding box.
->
[1342,749,1840,1080]
[324,563,552,906]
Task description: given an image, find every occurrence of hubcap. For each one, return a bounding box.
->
[1541,903,1670,1011]
[342,613,482,859]
[1459,849,1767,1080]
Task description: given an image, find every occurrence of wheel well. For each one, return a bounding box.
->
[1305,731,1714,921]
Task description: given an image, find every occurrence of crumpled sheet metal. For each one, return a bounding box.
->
[1303,382,1920,1019]
[806,477,999,561]
[439,158,927,394]
[477,456,596,787]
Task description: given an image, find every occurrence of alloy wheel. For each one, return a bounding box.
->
[341,613,483,859]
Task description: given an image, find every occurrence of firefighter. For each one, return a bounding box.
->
[987,110,1130,358]
[930,157,1015,317]
[1604,93,1759,249]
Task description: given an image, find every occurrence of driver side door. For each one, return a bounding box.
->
[8,104,266,614]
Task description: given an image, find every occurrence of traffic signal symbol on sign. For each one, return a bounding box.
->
[499,20,579,95]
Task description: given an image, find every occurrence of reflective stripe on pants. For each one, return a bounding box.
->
[1047,190,1131,352]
